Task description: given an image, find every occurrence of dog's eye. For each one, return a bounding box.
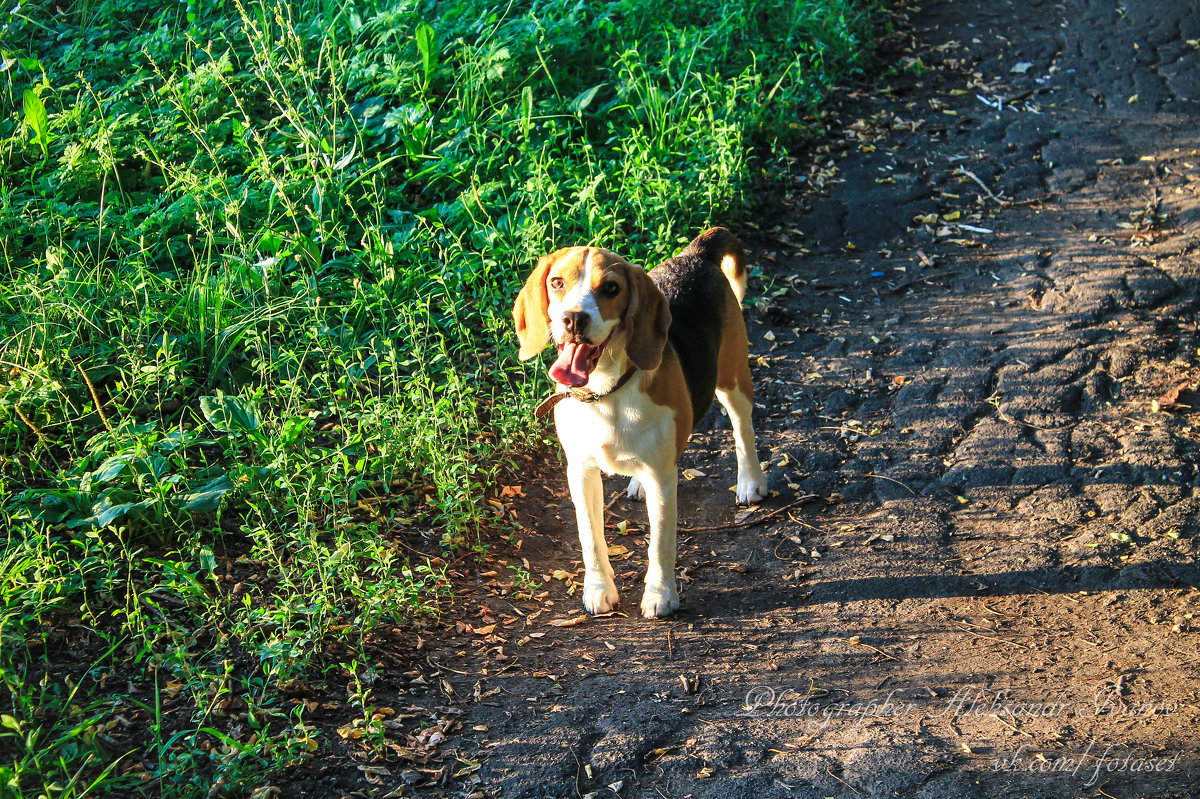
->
[599,281,620,297]
[548,277,565,291]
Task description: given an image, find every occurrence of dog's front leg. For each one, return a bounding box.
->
[567,460,619,614]
[639,464,680,618]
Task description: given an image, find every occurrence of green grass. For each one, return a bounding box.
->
[0,0,877,794]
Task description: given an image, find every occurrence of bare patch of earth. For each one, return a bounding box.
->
[286,1,1200,796]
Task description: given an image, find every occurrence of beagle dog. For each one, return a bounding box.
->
[512,227,768,618]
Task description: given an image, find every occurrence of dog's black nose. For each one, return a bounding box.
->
[562,311,588,337]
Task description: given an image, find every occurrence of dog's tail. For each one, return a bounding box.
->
[688,226,747,303]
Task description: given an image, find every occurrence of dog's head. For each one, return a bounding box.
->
[513,246,670,387]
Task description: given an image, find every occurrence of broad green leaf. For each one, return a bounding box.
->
[327,541,352,566]
[177,474,234,513]
[88,497,146,528]
[92,454,134,483]
[23,89,49,155]
[200,393,260,435]
[277,416,311,448]
[568,84,603,114]
[415,23,437,84]
[332,144,356,171]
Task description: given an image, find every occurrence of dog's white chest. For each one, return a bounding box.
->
[554,391,675,476]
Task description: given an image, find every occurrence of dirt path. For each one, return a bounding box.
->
[333,1,1200,797]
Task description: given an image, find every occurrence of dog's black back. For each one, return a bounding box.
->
[648,229,742,427]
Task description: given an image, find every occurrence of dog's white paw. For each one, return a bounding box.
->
[582,582,620,615]
[640,583,680,618]
[625,476,645,501]
[736,473,769,505]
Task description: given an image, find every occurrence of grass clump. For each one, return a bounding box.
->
[0,0,876,794]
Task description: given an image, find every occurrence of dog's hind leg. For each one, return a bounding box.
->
[716,292,768,505]
[625,475,646,500]
[568,460,619,613]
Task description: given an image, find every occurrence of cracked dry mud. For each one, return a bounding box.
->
[348,1,1200,798]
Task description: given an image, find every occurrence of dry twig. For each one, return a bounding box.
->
[679,495,819,533]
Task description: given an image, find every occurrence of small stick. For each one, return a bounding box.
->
[863,473,917,495]
[955,165,1007,205]
[955,624,1032,650]
[787,731,823,751]
[982,601,1018,617]
[838,637,901,662]
[992,712,1033,738]
[426,656,469,676]
[787,514,832,536]
[678,495,818,533]
[825,765,864,795]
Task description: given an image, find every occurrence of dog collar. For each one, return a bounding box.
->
[534,365,639,419]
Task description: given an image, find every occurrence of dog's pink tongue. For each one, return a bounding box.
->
[549,342,593,388]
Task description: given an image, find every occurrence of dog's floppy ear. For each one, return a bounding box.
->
[513,255,553,360]
[622,263,671,371]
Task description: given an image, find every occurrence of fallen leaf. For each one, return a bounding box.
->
[550,616,587,627]
[1156,381,1194,411]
